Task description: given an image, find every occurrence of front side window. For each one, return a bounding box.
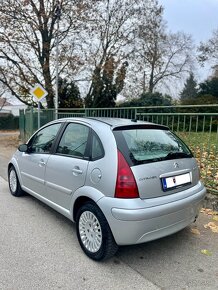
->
[29,123,62,154]
[114,128,192,165]
[57,123,89,158]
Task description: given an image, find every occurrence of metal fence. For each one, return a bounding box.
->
[19,105,218,194]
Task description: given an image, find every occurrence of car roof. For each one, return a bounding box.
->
[54,117,168,130]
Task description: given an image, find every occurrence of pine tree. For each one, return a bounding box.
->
[58,78,83,108]
[180,73,198,102]
[85,57,128,108]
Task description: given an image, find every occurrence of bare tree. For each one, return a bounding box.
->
[198,28,218,65]
[132,0,194,94]
[84,0,139,107]
[0,87,6,111]
[0,0,89,107]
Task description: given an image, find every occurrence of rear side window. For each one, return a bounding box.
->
[114,128,192,165]
[56,123,89,158]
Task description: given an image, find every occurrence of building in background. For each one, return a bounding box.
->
[0,98,27,116]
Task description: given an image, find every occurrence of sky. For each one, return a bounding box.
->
[159,0,218,82]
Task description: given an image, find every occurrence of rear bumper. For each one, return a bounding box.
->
[97,181,206,245]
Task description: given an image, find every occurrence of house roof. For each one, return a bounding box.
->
[0,98,12,107]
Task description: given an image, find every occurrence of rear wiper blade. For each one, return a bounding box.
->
[165,152,192,160]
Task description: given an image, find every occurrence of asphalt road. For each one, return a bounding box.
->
[0,155,8,181]
[0,156,218,289]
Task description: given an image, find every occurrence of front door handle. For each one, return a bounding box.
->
[39,160,46,167]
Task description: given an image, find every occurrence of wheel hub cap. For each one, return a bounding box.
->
[79,211,102,253]
[10,170,17,192]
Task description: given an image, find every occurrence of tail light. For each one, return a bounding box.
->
[115,150,139,198]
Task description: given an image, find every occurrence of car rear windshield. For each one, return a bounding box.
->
[113,127,193,166]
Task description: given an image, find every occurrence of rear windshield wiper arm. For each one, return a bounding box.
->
[165,152,192,160]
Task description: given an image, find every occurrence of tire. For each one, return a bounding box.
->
[8,166,24,197]
[76,202,118,261]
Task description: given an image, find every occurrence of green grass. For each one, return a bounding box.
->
[177,132,218,193]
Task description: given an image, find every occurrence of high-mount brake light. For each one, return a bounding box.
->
[115,150,139,198]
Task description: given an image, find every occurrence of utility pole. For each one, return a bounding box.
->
[54,1,61,119]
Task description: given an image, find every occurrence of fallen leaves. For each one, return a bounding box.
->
[204,222,218,233]
[182,135,218,191]
[190,228,200,235]
[212,216,218,222]
[190,207,218,257]
[200,249,212,256]
[200,208,218,233]
[200,208,218,216]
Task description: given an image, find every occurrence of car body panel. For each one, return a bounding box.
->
[97,181,206,245]
[15,151,49,196]
[131,158,199,199]
[44,155,89,209]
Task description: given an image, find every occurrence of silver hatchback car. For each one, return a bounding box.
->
[8,118,206,260]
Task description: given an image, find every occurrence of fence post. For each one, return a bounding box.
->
[134,108,137,120]
[19,109,25,141]
[29,107,34,137]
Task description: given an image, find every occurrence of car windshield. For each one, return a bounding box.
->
[114,128,192,165]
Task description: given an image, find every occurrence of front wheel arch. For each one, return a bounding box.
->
[8,165,25,197]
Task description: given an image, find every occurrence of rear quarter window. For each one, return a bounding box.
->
[91,132,104,161]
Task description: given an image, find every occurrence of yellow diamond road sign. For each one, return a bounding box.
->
[30,84,48,102]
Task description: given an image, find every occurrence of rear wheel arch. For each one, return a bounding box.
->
[71,186,105,221]
[73,196,93,221]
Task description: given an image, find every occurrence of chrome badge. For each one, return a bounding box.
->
[174,162,179,169]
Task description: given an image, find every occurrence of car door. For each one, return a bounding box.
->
[18,123,62,196]
[44,122,90,209]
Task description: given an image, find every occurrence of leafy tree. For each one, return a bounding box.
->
[58,78,83,108]
[85,57,128,107]
[198,29,218,65]
[182,95,218,105]
[198,78,218,98]
[180,72,198,102]
[119,92,173,107]
[0,0,90,107]
[180,78,218,105]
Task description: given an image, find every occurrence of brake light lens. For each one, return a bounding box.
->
[115,150,139,198]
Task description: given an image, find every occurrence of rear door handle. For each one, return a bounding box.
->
[72,167,83,175]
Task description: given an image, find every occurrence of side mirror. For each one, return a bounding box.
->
[18,144,28,152]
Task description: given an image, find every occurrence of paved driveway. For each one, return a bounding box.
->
[0,176,159,290]
[0,137,218,289]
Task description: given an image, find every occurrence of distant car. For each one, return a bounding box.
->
[8,118,206,260]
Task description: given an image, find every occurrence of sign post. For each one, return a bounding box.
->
[30,84,48,129]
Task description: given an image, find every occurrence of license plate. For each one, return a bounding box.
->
[162,172,191,191]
